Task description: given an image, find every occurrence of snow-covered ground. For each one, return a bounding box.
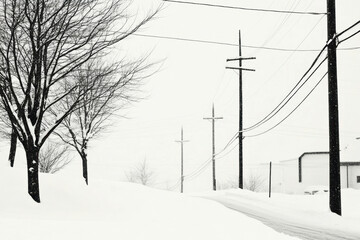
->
[0,163,297,240]
[2,161,360,240]
[199,188,360,239]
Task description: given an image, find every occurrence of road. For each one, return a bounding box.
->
[203,195,359,240]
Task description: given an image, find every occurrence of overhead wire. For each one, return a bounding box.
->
[211,68,227,102]
[231,19,360,138]
[163,0,327,15]
[184,159,212,181]
[241,19,360,135]
[273,0,317,44]
[213,142,239,162]
[242,45,328,132]
[185,141,239,181]
[164,18,360,187]
[252,0,301,55]
[132,33,360,51]
[183,131,239,181]
[244,71,328,138]
[244,13,326,99]
[338,29,360,45]
[336,20,360,39]
[251,0,277,28]
[173,20,360,182]
[216,5,324,113]
[167,178,182,191]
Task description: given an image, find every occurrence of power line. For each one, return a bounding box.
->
[183,56,326,180]
[337,20,360,39]
[339,29,360,45]
[336,20,360,45]
[185,139,242,182]
[185,131,239,182]
[245,14,326,102]
[245,72,328,138]
[185,141,239,182]
[241,19,360,134]
[191,19,360,164]
[242,45,328,132]
[253,0,302,54]
[183,132,239,181]
[221,58,327,146]
[184,159,212,181]
[214,142,239,162]
[271,0,318,45]
[132,33,360,51]
[244,56,327,132]
[163,0,327,15]
[168,178,182,191]
[166,19,360,189]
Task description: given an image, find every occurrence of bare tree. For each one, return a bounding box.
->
[0,0,160,202]
[39,143,70,174]
[217,179,237,190]
[126,159,155,186]
[244,173,265,192]
[7,128,17,167]
[218,173,265,192]
[0,107,17,167]
[56,57,154,185]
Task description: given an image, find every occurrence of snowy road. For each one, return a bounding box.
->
[203,193,359,240]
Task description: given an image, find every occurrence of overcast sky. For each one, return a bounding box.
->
[1,0,360,192]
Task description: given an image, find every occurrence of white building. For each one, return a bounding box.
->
[272,142,360,194]
[262,140,360,194]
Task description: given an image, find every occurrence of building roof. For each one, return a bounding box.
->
[298,152,329,160]
[340,162,360,166]
[279,152,328,163]
[279,147,360,164]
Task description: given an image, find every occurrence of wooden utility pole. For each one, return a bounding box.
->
[226,30,255,189]
[203,103,223,191]
[269,161,272,198]
[175,127,189,193]
[327,0,341,216]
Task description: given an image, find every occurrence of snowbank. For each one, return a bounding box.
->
[0,165,297,240]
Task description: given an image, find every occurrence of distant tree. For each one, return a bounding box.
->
[39,143,71,174]
[126,159,155,186]
[217,179,237,190]
[244,174,265,192]
[218,173,265,192]
[0,0,160,202]
[56,58,155,185]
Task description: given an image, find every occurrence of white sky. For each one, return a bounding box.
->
[1,0,360,192]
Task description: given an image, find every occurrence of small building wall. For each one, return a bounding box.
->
[301,154,329,193]
[276,153,360,194]
[346,165,360,190]
[340,166,348,189]
[278,153,330,194]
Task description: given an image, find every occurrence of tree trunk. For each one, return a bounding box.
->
[81,150,88,185]
[25,145,41,203]
[8,129,17,167]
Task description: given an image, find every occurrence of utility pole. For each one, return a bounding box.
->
[226,30,255,189]
[203,103,223,191]
[269,161,272,198]
[327,0,341,216]
[175,127,189,193]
